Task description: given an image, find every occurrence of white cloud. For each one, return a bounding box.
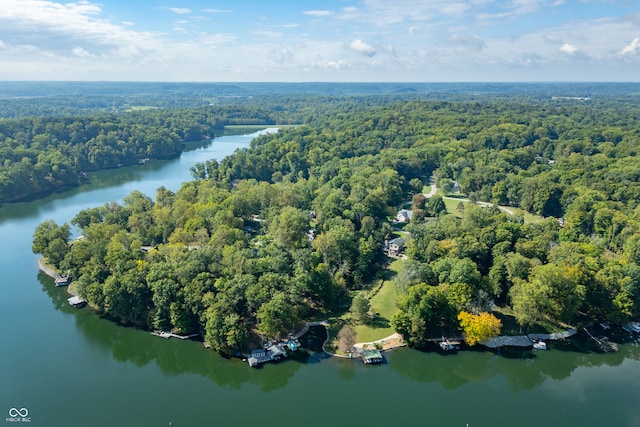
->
[169,8,191,15]
[619,37,640,55]
[303,10,334,17]
[0,0,637,82]
[72,46,92,58]
[348,39,377,56]
[202,9,232,14]
[560,43,578,54]
[313,59,350,69]
[508,0,545,14]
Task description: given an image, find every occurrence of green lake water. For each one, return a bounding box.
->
[1,130,640,427]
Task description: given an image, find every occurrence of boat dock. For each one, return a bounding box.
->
[481,329,577,349]
[151,331,200,340]
[362,349,384,364]
[247,343,289,367]
[67,295,86,308]
[439,337,461,351]
[55,275,72,286]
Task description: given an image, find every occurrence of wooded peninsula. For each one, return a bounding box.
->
[24,83,640,354]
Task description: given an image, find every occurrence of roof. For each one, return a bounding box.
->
[67,296,85,306]
[363,349,383,358]
[397,209,413,219]
[388,237,406,247]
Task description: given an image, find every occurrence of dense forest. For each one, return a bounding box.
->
[31,93,640,354]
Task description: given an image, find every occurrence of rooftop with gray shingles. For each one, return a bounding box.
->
[481,335,532,348]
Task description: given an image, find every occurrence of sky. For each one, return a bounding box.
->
[0,0,638,82]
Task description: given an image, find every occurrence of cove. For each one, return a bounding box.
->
[1,130,640,427]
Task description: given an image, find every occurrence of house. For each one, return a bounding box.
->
[451,181,461,193]
[384,237,407,257]
[395,209,413,223]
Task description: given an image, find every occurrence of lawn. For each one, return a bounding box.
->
[125,106,159,111]
[442,196,542,223]
[353,259,404,343]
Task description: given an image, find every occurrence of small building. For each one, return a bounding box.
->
[395,209,413,223]
[362,349,384,364]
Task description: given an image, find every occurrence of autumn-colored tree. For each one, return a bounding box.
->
[457,311,502,346]
[337,325,356,353]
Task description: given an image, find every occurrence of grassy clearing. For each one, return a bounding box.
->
[353,259,404,343]
[125,106,159,111]
[442,196,543,223]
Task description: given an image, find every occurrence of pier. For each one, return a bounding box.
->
[151,331,200,340]
[481,329,577,349]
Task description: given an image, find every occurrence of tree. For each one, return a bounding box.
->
[337,325,356,353]
[510,264,586,326]
[457,311,502,346]
[32,219,72,269]
[351,293,371,323]
[257,292,296,338]
[427,195,447,217]
[32,219,71,254]
[268,206,310,249]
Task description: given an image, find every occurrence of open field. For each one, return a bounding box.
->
[442,195,543,223]
[353,259,404,343]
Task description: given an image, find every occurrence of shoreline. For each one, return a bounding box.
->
[38,257,78,296]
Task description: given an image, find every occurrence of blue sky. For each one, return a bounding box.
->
[0,0,638,81]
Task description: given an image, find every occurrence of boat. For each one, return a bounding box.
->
[533,340,547,350]
[439,337,461,351]
[623,322,640,333]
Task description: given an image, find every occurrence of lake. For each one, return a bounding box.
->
[1,129,639,427]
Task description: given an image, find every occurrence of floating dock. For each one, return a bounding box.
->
[151,331,199,340]
[67,295,86,308]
